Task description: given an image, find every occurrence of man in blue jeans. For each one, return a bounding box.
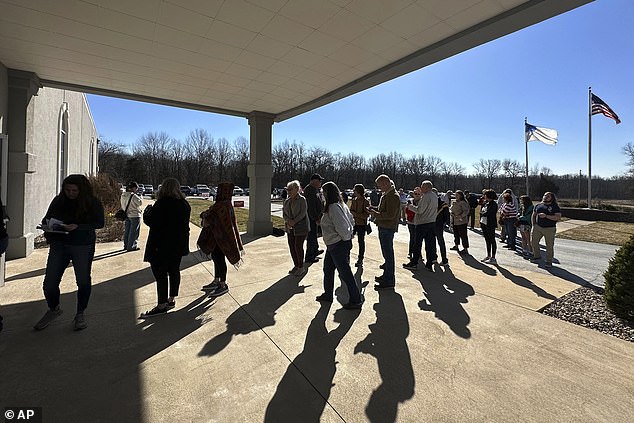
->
[367,175,400,290]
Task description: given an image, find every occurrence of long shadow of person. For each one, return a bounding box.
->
[496,265,558,300]
[414,266,474,339]
[264,303,360,422]
[459,253,497,276]
[355,290,415,423]
[198,275,309,357]
[0,253,213,423]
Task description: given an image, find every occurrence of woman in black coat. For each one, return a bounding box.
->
[140,177,191,318]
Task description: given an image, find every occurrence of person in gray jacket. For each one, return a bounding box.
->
[283,180,309,276]
[403,180,437,271]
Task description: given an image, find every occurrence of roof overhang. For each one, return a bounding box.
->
[0,0,592,122]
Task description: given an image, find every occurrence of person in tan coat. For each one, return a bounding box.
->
[350,184,370,267]
[450,190,470,255]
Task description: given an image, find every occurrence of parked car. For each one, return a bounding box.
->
[137,184,145,196]
[233,186,244,196]
[144,185,154,196]
[243,187,249,196]
[180,185,192,196]
[197,185,212,198]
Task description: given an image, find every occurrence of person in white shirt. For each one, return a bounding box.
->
[315,181,363,309]
[120,181,143,251]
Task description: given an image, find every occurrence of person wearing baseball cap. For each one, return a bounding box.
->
[304,173,325,263]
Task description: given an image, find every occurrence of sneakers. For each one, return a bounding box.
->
[450,246,459,251]
[424,263,434,272]
[402,262,417,270]
[34,306,63,330]
[544,261,553,268]
[315,293,333,303]
[481,257,491,262]
[488,257,497,264]
[201,279,220,291]
[73,312,87,331]
[459,249,469,255]
[440,258,449,266]
[207,284,229,297]
[530,257,541,263]
[288,267,298,274]
[374,275,385,283]
[139,305,168,319]
[166,299,176,310]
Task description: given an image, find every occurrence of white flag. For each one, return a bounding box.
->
[525,123,557,145]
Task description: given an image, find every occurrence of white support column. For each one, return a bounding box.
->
[247,111,274,235]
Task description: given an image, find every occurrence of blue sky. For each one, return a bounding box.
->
[88,0,633,178]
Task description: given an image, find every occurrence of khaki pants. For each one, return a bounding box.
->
[531,224,556,262]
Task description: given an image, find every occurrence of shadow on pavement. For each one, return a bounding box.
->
[0,253,208,423]
[414,266,474,339]
[198,274,308,357]
[264,303,359,422]
[355,290,415,423]
[496,265,558,300]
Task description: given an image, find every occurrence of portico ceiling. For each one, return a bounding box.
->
[0,0,592,122]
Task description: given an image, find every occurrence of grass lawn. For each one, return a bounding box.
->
[187,199,285,232]
[556,221,634,246]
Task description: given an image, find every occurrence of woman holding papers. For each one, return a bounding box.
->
[34,174,104,331]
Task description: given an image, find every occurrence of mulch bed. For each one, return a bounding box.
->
[541,285,634,342]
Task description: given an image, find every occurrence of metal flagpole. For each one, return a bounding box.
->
[588,87,592,209]
[525,117,529,197]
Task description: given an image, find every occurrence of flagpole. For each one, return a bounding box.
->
[588,87,592,209]
[524,117,529,197]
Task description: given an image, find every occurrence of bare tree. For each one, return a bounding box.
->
[97,139,127,179]
[473,159,501,189]
[623,142,634,176]
[184,128,215,185]
[502,158,525,193]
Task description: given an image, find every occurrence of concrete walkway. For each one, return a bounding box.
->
[0,221,632,422]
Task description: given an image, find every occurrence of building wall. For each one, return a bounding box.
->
[0,63,7,133]
[20,88,98,258]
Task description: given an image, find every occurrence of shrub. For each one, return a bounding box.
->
[89,173,122,214]
[603,234,634,320]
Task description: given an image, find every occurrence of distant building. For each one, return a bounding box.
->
[0,65,98,260]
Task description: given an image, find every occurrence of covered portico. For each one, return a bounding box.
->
[0,0,593,240]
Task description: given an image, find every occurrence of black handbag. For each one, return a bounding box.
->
[115,195,133,221]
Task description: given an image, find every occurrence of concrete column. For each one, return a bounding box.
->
[247,111,274,235]
[6,69,40,259]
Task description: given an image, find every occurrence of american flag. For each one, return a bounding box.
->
[591,93,621,124]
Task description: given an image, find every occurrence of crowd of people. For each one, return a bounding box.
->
[281,175,562,305]
[22,171,560,330]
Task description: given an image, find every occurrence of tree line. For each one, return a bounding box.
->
[98,130,634,200]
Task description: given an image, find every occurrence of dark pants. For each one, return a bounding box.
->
[407,224,416,257]
[322,240,361,304]
[378,227,396,285]
[434,223,447,260]
[353,225,366,261]
[453,224,469,248]
[504,218,518,250]
[286,231,306,268]
[43,242,95,313]
[150,256,182,304]
[123,216,141,250]
[468,208,476,229]
[305,219,319,261]
[482,224,497,257]
[413,222,437,265]
[211,247,228,281]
